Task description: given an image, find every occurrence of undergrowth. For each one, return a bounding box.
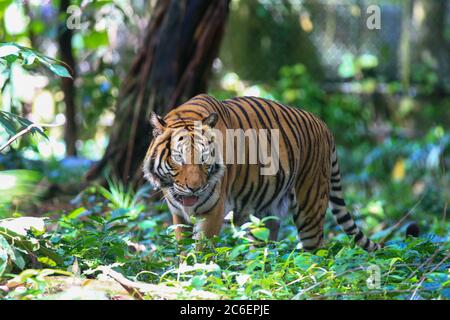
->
[0,181,448,300]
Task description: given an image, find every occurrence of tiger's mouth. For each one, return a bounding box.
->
[178,195,199,207]
[172,192,200,207]
[172,183,217,207]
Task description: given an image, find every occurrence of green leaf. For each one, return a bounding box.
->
[0,217,46,236]
[249,214,261,225]
[48,63,72,78]
[12,249,25,269]
[67,207,87,220]
[294,255,312,271]
[251,227,270,242]
[83,30,109,49]
[190,275,207,289]
[38,257,57,267]
[0,44,20,58]
[0,111,47,139]
[229,244,248,259]
[30,20,45,35]
[22,51,37,66]
[0,112,18,136]
[316,249,328,257]
[0,235,14,277]
[0,42,71,79]
[338,53,356,78]
[357,54,378,69]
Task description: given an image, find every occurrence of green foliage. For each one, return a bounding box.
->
[0,170,43,217]
[0,43,72,78]
[338,53,379,79]
[0,1,448,301]
[0,111,46,140]
[97,178,151,220]
[0,42,71,151]
[0,216,63,278]
[0,180,448,300]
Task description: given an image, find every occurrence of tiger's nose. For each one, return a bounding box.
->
[185,165,205,191]
[186,185,202,193]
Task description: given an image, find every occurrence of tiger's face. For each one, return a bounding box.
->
[143,112,225,212]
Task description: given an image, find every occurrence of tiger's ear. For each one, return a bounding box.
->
[202,112,219,128]
[150,112,166,137]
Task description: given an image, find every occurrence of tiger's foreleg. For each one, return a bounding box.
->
[191,177,228,242]
[192,196,226,241]
[172,213,190,241]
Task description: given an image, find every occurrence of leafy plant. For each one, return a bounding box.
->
[0,42,71,153]
[0,42,72,78]
[0,180,448,300]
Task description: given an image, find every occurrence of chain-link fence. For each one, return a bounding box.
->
[221,0,450,88]
[304,0,403,81]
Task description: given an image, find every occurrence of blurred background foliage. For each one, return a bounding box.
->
[0,0,449,234]
[0,0,449,301]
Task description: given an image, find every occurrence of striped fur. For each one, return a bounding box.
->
[143,94,379,251]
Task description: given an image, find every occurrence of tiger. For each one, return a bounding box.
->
[143,94,379,251]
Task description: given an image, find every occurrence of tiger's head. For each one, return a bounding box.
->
[143,111,225,214]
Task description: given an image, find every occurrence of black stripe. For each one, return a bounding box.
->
[301,232,319,241]
[294,181,316,221]
[300,214,325,233]
[200,96,228,125]
[166,196,180,210]
[255,180,270,212]
[196,182,218,209]
[301,181,323,219]
[344,224,358,233]
[293,110,320,191]
[354,231,364,242]
[331,208,341,215]
[330,196,346,206]
[240,183,255,210]
[227,100,253,127]
[183,102,210,113]
[363,237,371,249]
[224,104,245,190]
[336,213,352,224]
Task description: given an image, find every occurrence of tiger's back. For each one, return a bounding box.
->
[144,94,379,251]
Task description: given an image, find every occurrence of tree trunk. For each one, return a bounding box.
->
[86,0,231,185]
[58,0,77,156]
[399,0,412,92]
[411,0,449,92]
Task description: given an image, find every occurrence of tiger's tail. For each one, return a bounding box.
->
[328,143,380,252]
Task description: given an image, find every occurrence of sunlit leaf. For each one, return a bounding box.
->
[251,227,270,242]
[0,217,46,236]
[0,44,19,58]
[47,63,72,78]
[391,158,405,182]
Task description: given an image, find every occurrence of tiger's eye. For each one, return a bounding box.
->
[172,153,183,163]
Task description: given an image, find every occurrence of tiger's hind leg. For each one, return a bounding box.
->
[295,209,326,251]
[292,180,330,251]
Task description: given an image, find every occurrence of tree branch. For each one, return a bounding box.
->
[0,122,61,153]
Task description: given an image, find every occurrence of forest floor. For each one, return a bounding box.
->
[0,181,449,300]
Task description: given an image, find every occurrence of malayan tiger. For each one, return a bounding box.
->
[143,94,379,251]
